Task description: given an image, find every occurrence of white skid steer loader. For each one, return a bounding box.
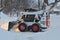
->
[8,10,50,32]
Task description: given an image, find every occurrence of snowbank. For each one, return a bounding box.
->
[0,12,18,25]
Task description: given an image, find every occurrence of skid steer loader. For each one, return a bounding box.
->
[8,10,50,32]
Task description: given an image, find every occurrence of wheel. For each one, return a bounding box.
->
[31,24,39,32]
[18,23,27,32]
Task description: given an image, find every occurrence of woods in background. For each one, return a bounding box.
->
[0,0,60,17]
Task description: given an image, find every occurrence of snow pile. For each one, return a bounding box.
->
[0,12,18,25]
[0,12,18,21]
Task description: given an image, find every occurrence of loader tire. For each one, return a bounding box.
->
[18,23,27,32]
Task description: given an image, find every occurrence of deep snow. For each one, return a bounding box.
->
[0,12,18,26]
[0,12,60,40]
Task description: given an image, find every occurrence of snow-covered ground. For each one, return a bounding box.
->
[0,12,60,40]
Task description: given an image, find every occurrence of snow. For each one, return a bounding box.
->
[0,12,18,25]
[48,0,55,4]
[0,0,60,40]
[0,12,60,40]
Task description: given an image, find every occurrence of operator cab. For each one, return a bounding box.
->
[21,13,44,22]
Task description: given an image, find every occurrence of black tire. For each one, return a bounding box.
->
[31,24,39,32]
[18,23,27,32]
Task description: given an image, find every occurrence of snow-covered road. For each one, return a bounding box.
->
[0,13,60,40]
